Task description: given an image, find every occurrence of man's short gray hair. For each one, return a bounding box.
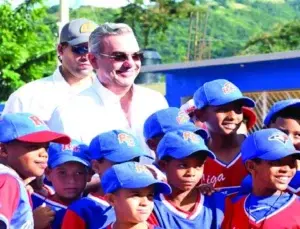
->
[89,22,133,54]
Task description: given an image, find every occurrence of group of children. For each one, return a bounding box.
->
[1,79,300,229]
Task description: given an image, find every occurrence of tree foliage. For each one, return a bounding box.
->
[0,0,57,101]
[241,20,300,55]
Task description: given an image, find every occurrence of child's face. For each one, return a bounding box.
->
[110,186,154,224]
[47,162,88,200]
[270,117,300,150]
[4,141,49,178]
[202,101,243,135]
[92,158,114,177]
[163,154,205,192]
[251,155,297,193]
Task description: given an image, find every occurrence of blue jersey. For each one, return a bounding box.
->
[0,164,34,229]
[150,191,226,229]
[31,192,68,229]
[61,197,115,229]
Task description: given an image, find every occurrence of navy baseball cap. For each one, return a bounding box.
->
[89,130,151,162]
[157,130,215,160]
[241,128,300,163]
[48,139,90,168]
[102,162,172,195]
[193,79,255,109]
[143,107,208,141]
[60,18,98,45]
[0,113,70,144]
[264,99,300,126]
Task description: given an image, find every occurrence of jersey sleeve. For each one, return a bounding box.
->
[2,92,22,115]
[0,174,21,227]
[61,209,86,229]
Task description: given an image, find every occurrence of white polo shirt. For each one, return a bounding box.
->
[47,78,168,155]
[2,67,94,123]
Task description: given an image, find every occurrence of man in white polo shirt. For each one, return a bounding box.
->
[48,23,168,157]
[2,18,98,123]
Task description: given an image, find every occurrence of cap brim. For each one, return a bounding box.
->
[49,156,90,168]
[171,146,216,160]
[67,36,90,46]
[17,130,70,144]
[242,107,257,130]
[105,149,151,163]
[259,149,300,161]
[213,97,255,108]
[124,178,172,195]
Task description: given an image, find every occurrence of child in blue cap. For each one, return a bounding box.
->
[0,113,70,229]
[239,99,300,196]
[143,107,208,155]
[102,162,171,229]
[148,130,226,229]
[193,79,255,196]
[61,129,150,229]
[223,128,300,229]
[31,139,91,229]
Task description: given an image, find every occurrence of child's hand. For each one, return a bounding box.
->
[24,177,36,195]
[197,183,215,196]
[33,203,55,229]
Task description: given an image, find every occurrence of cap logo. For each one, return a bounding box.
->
[268,133,289,144]
[222,82,237,95]
[176,111,190,124]
[80,22,97,33]
[134,163,151,175]
[182,131,200,143]
[29,116,45,126]
[62,144,80,152]
[118,133,135,147]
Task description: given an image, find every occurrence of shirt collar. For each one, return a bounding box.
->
[93,77,137,105]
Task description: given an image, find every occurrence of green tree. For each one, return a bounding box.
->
[241,20,300,55]
[0,0,57,101]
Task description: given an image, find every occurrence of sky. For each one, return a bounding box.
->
[1,0,133,8]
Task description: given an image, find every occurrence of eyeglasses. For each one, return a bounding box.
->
[98,51,143,62]
[71,45,89,55]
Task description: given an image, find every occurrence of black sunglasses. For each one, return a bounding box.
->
[71,45,89,55]
[98,51,143,62]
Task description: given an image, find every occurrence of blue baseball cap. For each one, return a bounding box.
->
[264,99,300,126]
[0,113,70,144]
[48,139,91,168]
[193,79,255,109]
[89,130,151,162]
[241,128,300,163]
[102,162,172,195]
[157,130,215,160]
[143,107,208,141]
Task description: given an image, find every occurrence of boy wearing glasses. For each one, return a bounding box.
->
[3,18,98,123]
[48,23,168,156]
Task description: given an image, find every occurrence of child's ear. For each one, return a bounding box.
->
[105,193,116,207]
[44,167,52,181]
[0,143,8,159]
[146,139,157,152]
[91,160,100,174]
[194,109,206,122]
[245,160,256,175]
[158,160,168,172]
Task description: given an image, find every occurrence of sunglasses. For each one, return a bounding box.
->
[71,45,89,55]
[98,51,143,62]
